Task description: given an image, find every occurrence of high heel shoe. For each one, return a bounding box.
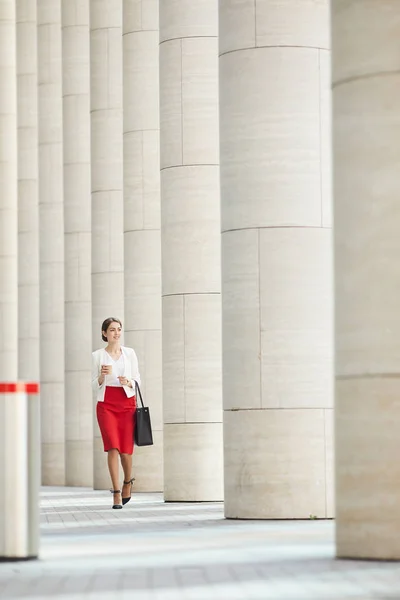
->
[111,489,123,509]
[122,477,135,505]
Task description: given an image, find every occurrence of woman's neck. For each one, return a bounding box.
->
[105,342,121,354]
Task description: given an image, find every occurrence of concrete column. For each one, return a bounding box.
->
[38,0,65,485]
[333,2,400,559]
[0,0,18,380]
[220,1,333,518]
[123,1,163,492]
[62,0,93,486]
[90,0,124,489]
[160,0,223,501]
[17,18,41,556]
[17,1,39,384]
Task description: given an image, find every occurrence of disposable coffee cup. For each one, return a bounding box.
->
[102,364,112,375]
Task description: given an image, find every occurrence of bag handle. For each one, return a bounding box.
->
[135,381,145,408]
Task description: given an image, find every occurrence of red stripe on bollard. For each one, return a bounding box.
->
[25,383,40,395]
[0,382,40,394]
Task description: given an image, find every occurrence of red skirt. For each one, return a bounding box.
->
[96,387,136,454]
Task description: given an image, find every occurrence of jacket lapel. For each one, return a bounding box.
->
[121,347,131,378]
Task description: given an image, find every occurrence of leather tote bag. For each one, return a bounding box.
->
[134,382,154,447]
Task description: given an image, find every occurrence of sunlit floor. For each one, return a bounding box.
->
[0,487,399,599]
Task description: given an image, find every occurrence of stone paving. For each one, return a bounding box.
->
[0,487,400,599]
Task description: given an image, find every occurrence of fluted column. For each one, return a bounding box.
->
[123,0,163,491]
[62,0,93,487]
[90,0,124,489]
[38,0,65,485]
[17,1,39,382]
[220,1,333,518]
[160,0,223,501]
[334,1,400,559]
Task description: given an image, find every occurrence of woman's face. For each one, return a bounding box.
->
[103,321,122,343]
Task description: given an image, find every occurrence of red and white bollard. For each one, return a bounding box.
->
[0,382,40,561]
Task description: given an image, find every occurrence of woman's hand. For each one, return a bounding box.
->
[98,364,111,386]
[118,376,132,388]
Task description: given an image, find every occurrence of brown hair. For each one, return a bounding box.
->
[101,317,122,342]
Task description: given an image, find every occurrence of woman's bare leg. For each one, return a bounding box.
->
[121,453,133,498]
[108,449,121,504]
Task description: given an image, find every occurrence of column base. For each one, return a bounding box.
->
[336,378,400,560]
[224,408,333,519]
[164,422,223,502]
[41,442,66,486]
[93,435,112,490]
[133,429,163,492]
[66,440,93,487]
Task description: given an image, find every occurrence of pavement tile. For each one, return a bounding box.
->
[0,487,400,599]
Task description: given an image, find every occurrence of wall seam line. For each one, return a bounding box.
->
[183,295,186,423]
[323,409,328,518]
[122,30,158,36]
[337,373,400,380]
[219,45,329,58]
[180,39,184,166]
[257,228,262,410]
[318,49,323,227]
[161,164,218,171]
[254,0,257,46]
[222,225,331,233]
[333,69,400,89]
[160,35,218,46]
[163,292,220,298]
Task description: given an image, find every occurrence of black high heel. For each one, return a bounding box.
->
[111,489,123,509]
[122,478,135,505]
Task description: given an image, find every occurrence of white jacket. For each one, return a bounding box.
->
[92,346,141,402]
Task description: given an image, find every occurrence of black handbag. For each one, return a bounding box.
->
[134,382,154,447]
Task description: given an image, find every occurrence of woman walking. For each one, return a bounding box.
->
[92,317,141,509]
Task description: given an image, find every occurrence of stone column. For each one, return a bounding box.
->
[220,1,333,518]
[0,1,18,380]
[123,1,163,492]
[333,1,400,559]
[17,1,39,383]
[62,0,93,487]
[38,0,65,485]
[90,0,124,489]
[160,0,223,501]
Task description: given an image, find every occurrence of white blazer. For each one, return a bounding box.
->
[92,346,141,402]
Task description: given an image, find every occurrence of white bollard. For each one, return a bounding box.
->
[0,382,40,561]
[27,383,40,559]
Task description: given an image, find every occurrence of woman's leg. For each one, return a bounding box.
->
[108,449,121,503]
[120,453,132,481]
[121,453,133,498]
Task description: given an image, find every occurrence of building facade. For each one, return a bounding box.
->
[0,0,396,560]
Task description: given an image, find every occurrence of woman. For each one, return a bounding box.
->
[92,317,141,509]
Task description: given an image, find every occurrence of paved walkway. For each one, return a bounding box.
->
[0,487,399,599]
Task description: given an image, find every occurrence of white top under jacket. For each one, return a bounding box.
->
[103,352,125,387]
[92,346,141,402]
